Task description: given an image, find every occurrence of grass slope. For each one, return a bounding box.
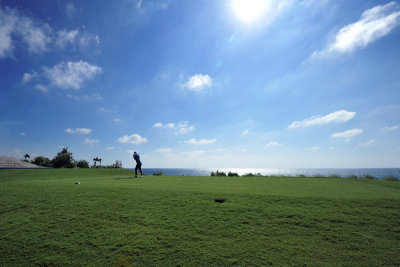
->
[1,169,399,266]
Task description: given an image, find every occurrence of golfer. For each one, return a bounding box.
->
[133,151,143,178]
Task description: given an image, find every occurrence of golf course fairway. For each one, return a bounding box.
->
[1,169,399,266]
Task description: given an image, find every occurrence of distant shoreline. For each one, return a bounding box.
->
[2,164,399,179]
[137,167,400,179]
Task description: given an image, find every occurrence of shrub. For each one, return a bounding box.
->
[32,156,52,167]
[77,160,89,168]
[242,173,256,177]
[88,160,123,168]
[228,171,239,177]
[211,170,227,177]
[110,160,122,168]
[153,171,163,176]
[383,176,399,181]
[347,175,359,179]
[362,175,377,180]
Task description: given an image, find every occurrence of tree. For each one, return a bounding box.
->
[32,156,52,167]
[111,160,122,168]
[24,154,30,162]
[52,147,76,168]
[77,160,89,168]
[92,157,102,168]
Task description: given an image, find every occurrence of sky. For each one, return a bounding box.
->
[1,0,400,168]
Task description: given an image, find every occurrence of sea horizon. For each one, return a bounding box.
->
[130,167,400,179]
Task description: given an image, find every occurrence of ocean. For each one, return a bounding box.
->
[129,168,400,179]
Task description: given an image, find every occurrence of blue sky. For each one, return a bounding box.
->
[1,0,400,168]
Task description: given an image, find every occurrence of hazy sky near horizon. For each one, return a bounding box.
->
[1,0,400,168]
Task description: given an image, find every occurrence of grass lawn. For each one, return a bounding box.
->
[1,169,399,266]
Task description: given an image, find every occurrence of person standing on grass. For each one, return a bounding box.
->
[133,151,143,178]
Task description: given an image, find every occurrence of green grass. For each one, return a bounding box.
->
[1,169,399,266]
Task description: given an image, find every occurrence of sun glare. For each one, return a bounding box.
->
[232,0,270,24]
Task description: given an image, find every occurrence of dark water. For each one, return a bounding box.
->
[128,168,400,179]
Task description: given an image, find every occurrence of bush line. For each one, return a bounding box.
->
[210,171,399,181]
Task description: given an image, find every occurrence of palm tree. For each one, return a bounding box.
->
[24,154,30,162]
[93,157,102,167]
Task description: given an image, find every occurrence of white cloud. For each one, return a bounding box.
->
[0,27,13,56]
[67,93,103,101]
[65,128,92,134]
[0,7,17,57]
[0,6,100,58]
[184,74,212,92]
[79,32,100,49]
[22,72,37,84]
[360,139,375,146]
[66,2,77,18]
[16,14,52,53]
[117,134,147,144]
[136,0,168,10]
[176,122,194,134]
[83,93,103,101]
[289,110,356,129]
[84,138,99,146]
[309,146,320,151]
[106,146,115,151]
[20,132,26,136]
[214,148,228,152]
[331,128,363,140]
[56,27,99,50]
[34,84,48,93]
[181,150,206,157]
[185,138,216,145]
[113,118,121,122]
[153,121,194,135]
[380,125,399,132]
[315,2,400,55]
[126,150,136,154]
[98,107,112,113]
[56,29,79,48]
[156,148,173,153]
[43,60,102,90]
[241,130,249,136]
[266,141,283,147]
[301,0,329,7]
